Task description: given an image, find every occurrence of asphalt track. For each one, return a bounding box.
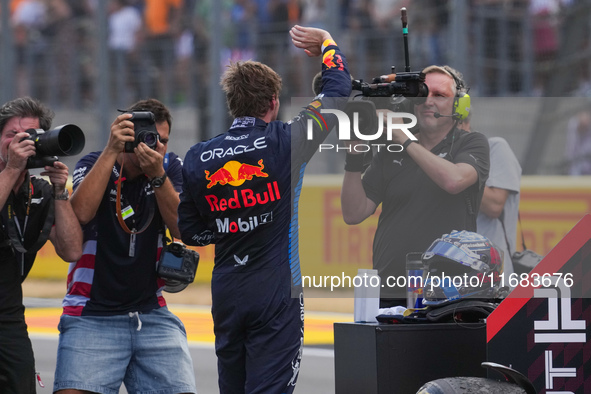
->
[25,298,353,393]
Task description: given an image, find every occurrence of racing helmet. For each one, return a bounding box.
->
[421,230,505,306]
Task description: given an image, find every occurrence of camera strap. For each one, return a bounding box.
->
[115,155,155,235]
[500,212,529,255]
[4,177,55,275]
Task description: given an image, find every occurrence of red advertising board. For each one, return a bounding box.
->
[487,215,591,393]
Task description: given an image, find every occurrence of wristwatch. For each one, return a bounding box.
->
[54,188,70,201]
[150,173,167,188]
[402,139,418,150]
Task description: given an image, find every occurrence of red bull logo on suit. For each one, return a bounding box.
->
[205,181,281,212]
[205,159,268,189]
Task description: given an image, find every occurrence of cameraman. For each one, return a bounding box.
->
[341,66,490,307]
[53,99,196,393]
[0,97,82,392]
[178,25,350,393]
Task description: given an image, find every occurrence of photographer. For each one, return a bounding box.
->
[53,99,196,393]
[178,25,350,393]
[0,97,82,393]
[341,66,490,307]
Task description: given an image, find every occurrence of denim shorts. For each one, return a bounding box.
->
[53,307,196,394]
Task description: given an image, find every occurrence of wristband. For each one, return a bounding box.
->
[344,152,365,172]
[321,39,337,52]
[402,139,417,150]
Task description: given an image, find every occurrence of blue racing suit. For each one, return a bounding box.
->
[179,41,350,393]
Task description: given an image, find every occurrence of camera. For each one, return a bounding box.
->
[24,124,86,169]
[124,111,160,153]
[157,242,199,287]
[351,71,429,99]
[345,70,429,137]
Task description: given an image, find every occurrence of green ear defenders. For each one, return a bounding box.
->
[445,66,469,121]
[453,92,471,121]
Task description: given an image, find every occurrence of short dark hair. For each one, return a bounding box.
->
[127,98,173,133]
[220,61,282,118]
[0,97,54,135]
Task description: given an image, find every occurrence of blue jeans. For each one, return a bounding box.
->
[54,307,196,394]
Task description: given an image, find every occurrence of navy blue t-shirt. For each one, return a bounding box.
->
[63,151,183,316]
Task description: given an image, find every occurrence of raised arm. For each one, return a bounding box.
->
[42,161,83,262]
[403,140,479,195]
[134,141,181,239]
[341,143,377,225]
[0,131,35,208]
[70,114,134,224]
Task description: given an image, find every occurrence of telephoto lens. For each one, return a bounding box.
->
[25,124,85,169]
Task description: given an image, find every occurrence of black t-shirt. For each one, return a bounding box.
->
[0,175,53,321]
[362,128,490,298]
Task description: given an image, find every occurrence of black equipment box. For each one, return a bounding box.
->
[334,322,487,394]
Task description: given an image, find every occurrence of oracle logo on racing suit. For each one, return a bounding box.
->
[205,181,281,212]
[216,212,273,233]
[200,137,266,162]
[205,159,268,188]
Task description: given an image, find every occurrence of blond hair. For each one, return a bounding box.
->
[422,65,467,97]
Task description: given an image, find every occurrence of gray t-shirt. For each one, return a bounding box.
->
[476,137,521,276]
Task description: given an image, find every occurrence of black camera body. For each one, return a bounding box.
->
[25,124,85,169]
[345,70,429,137]
[352,71,429,100]
[157,242,199,285]
[124,111,160,153]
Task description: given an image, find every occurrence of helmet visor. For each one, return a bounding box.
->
[425,241,488,272]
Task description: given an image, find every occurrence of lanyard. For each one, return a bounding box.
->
[7,179,33,276]
[115,155,155,235]
[8,178,33,235]
[5,177,55,276]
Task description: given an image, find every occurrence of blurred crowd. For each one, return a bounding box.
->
[5,0,587,108]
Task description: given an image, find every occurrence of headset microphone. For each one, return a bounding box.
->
[433,112,456,119]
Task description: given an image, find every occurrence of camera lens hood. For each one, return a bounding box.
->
[163,279,189,293]
[34,124,86,156]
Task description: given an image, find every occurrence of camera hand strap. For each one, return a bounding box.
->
[116,155,155,235]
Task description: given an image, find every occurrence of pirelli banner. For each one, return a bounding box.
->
[28,175,591,284]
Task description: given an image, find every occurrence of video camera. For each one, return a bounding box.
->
[346,70,429,135]
[345,7,428,136]
[124,111,160,153]
[351,70,428,100]
[24,124,85,169]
